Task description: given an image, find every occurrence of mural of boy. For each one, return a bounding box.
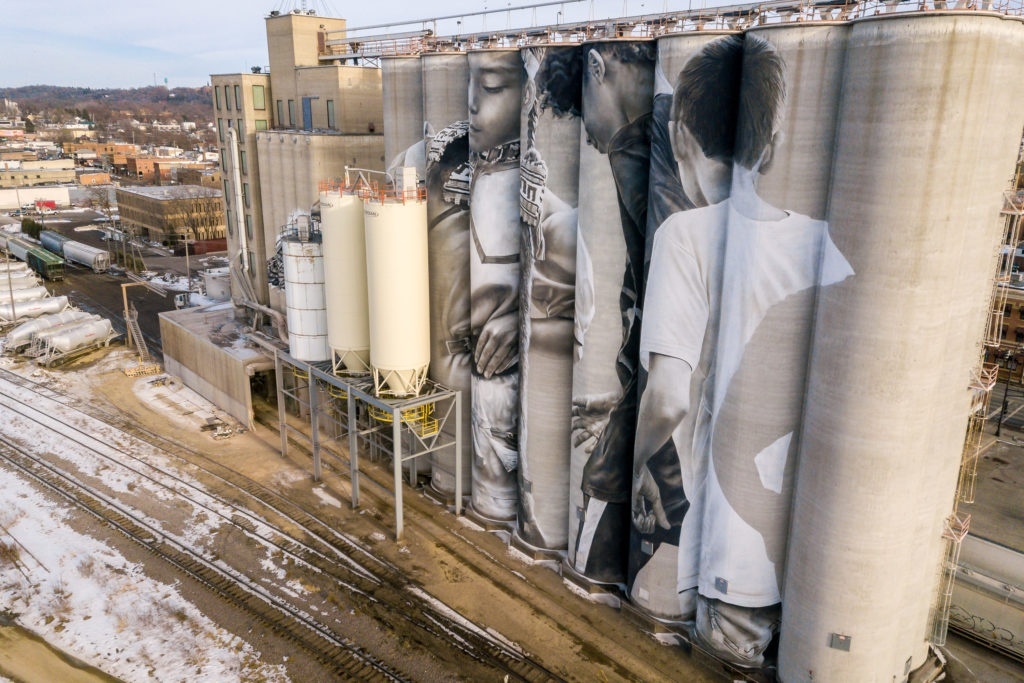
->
[466,49,527,522]
[570,40,655,582]
[635,35,853,666]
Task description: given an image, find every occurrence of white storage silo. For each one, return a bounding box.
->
[320,188,370,374]
[364,195,430,397]
[282,236,330,363]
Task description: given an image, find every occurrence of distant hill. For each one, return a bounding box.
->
[0,85,213,126]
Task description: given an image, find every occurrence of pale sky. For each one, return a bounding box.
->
[0,0,712,89]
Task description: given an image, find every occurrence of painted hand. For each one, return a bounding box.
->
[632,464,670,534]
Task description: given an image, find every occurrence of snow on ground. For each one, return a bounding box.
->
[0,465,289,683]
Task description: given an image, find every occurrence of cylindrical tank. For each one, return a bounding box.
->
[515,43,582,551]
[39,230,69,256]
[63,241,110,273]
[33,316,103,347]
[5,310,93,350]
[320,190,370,373]
[780,14,1024,681]
[466,48,525,523]
[0,286,48,304]
[1,276,43,291]
[567,38,655,585]
[46,318,114,354]
[627,29,736,619]
[421,52,470,145]
[282,237,329,362]
[363,197,430,397]
[382,55,425,174]
[421,49,473,498]
[0,296,69,322]
[0,261,29,274]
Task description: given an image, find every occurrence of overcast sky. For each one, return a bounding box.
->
[0,0,701,90]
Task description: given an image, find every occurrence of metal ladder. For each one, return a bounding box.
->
[126,303,149,363]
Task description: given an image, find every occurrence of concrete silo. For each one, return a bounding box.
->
[382,55,425,174]
[780,13,1024,681]
[466,47,525,523]
[567,38,655,585]
[320,187,370,374]
[281,232,329,363]
[627,29,737,621]
[421,50,473,498]
[363,193,431,397]
[515,43,583,553]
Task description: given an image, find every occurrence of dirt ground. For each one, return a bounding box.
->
[40,347,726,683]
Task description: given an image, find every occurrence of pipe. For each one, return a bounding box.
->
[226,128,248,272]
[239,298,289,345]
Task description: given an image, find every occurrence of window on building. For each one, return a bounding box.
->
[248,250,255,272]
[217,118,224,143]
[227,119,233,130]
[245,214,253,240]
[222,150,229,172]
[1002,326,1009,339]
[224,86,232,111]
[1019,307,1024,320]
[214,87,221,110]
[237,119,243,137]
[223,180,231,204]
[1006,304,1013,317]
[255,119,268,131]
[242,182,250,208]
[327,100,336,129]
[276,100,284,126]
[1016,330,1024,344]
[219,147,225,170]
[239,150,247,175]
[252,85,266,110]
[287,100,296,127]
[234,84,242,110]
[226,208,233,235]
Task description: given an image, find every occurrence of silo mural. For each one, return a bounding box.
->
[779,14,1024,680]
[516,44,583,551]
[466,48,526,522]
[567,39,655,584]
[627,29,734,620]
[421,51,473,498]
[382,56,425,178]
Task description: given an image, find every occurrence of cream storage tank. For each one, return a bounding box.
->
[363,189,430,397]
[780,11,1024,681]
[320,185,370,374]
[281,224,330,363]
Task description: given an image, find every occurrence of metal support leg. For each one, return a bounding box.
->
[454,390,462,516]
[275,350,288,458]
[310,375,321,482]
[349,391,359,508]
[393,407,403,540]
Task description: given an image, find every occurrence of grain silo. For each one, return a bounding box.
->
[515,43,582,552]
[567,38,655,585]
[382,55,425,174]
[779,12,1024,680]
[466,47,525,523]
[421,49,473,499]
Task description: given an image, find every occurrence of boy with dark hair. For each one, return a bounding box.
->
[635,34,853,667]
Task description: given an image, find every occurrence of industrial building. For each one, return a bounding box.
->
[158,1,1024,680]
[115,185,225,246]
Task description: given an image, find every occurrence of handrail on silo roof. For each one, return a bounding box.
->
[316,0,1023,60]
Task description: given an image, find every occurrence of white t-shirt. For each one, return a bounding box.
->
[641,199,853,606]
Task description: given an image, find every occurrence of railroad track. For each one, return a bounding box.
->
[0,368,565,682]
[0,438,402,682]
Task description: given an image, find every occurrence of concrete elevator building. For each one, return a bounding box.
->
[156,2,1024,680]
